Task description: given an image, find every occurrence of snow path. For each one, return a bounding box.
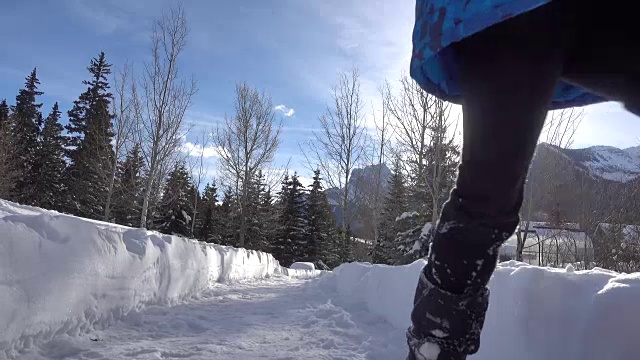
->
[21,276,406,360]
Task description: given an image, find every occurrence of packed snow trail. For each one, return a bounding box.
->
[20,276,406,360]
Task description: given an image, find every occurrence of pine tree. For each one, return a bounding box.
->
[10,69,44,204]
[257,180,280,254]
[374,158,410,264]
[0,99,16,198]
[64,52,115,219]
[243,172,263,250]
[422,138,459,222]
[399,139,459,262]
[338,227,354,264]
[273,173,308,266]
[112,144,145,226]
[32,103,67,210]
[243,170,277,252]
[197,182,222,243]
[0,100,9,132]
[155,162,195,237]
[0,100,10,143]
[219,189,239,246]
[306,169,340,267]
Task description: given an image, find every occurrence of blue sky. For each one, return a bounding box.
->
[1,0,638,184]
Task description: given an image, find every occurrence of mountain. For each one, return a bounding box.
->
[323,144,640,233]
[523,143,640,224]
[326,163,392,204]
[561,145,640,182]
[325,163,392,234]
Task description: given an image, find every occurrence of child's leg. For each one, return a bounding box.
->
[407,3,567,359]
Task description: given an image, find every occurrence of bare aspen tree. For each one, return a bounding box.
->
[384,76,458,230]
[261,159,292,195]
[138,5,197,228]
[424,99,459,228]
[189,128,211,236]
[303,67,367,242]
[370,90,391,245]
[356,87,391,246]
[104,63,137,221]
[383,76,436,188]
[214,82,281,248]
[517,108,584,261]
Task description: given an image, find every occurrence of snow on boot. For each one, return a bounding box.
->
[406,269,489,360]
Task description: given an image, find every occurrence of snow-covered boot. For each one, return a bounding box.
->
[405,268,489,360]
[406,191,518,360]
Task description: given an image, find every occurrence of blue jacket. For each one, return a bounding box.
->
[410,0,605,109]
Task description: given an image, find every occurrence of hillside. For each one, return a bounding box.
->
[524,143,640,223]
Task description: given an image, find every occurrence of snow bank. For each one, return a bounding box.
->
[325,260,640,360]
[291,262,315,271]
[0,200,320,358]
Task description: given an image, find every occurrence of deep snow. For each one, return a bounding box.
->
[0,200,319,359]
[326,261,640,360]
[3,200,640,360]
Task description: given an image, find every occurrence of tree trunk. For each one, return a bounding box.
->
[239,184,247,248]
[342,181,349,239]
[239,165,250,248]
[140,171,154,228]
[515,231,524,262]
[104,165,117,222]
[191,190,198,236]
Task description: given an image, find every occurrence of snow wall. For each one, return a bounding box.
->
[324,260,640,360]
[0,200,321,358]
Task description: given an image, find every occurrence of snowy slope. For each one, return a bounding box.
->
[0,200,320,359]
[561,145,640,182]
[325,261,640,360]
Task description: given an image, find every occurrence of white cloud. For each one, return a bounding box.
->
[182,142,222,158]
[275,104,295,117]
[63,0,161,38]
[186,110,225,127]
[64,0,131,34]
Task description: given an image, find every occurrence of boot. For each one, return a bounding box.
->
[405,268,489,360]
[406,192,517,360]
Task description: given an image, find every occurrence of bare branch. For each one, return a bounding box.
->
[104,62,138,221]
[302,67,366,241]
[213,82,281,247]
[138,4,197,227]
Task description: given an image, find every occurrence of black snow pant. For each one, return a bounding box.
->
[407,1,640,359]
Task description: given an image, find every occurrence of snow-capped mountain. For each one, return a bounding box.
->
[525,143,640,223]
[560,145,640,182]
